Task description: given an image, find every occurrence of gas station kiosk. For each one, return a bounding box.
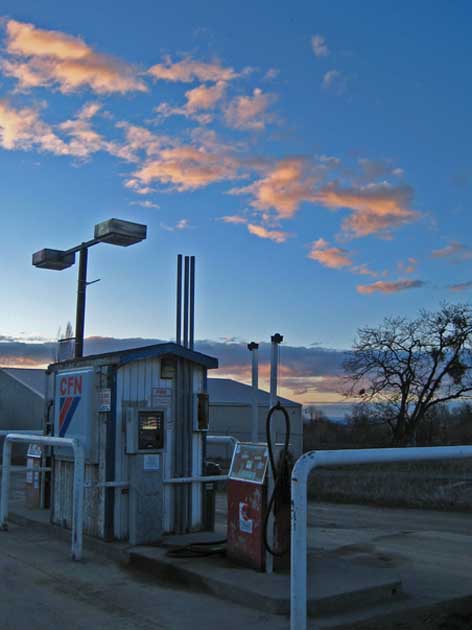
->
[45,342,218,545]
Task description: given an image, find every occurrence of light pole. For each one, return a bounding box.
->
[33,218,147,359]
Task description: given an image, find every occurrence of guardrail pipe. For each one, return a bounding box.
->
[0,433,85,561]
[206,435,239,461]
[291,445,472,630]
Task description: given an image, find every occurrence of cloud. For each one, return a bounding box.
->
[447,281,472,292]
[0,99,133,163]
[0,334,349,402]
[308,238,352,269]
[230,158,319,218]
[357,279,425,295]
[130,199,159,209]
[311,34,329,57]
[224,88,276,130]
[247,223,291,243]
[114,122,175,162]
[0,99,62,151]
[218,215,248,224]
[58,101,106,158]
[230,161,418,239]
[131,145,241,192]
[160,218,191,231]
[2,19,147,94]
[322,69,346,93]
[148,56,237,83]
[128,127,244,192]
[431,241,472,261]
[0,98,108,159]
[350,264,380,277]
[155,81,227,123]
[313,181,419,238]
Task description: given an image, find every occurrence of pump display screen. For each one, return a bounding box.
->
[138,410,164,450]
[229,443,269,484]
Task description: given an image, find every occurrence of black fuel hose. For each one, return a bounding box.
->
[262,401,292,557]
[166,538,227,558]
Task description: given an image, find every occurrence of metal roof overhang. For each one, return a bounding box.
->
[48,342,218,371]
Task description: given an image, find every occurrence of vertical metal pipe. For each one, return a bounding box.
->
[0,438,12,529]
[71,439,85,561]
[176,254,182,345]
[248,342,259,443]
[189,256,195,350]
[74,245,88,358]
[183,256,189,348]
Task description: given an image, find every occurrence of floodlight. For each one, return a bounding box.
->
[94,218,147,247]
[32,249,76,271]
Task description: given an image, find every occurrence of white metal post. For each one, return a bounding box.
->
[248,342,259,443]
[290,445,472,630]
[0,433,85,560]
[71,438,85,560]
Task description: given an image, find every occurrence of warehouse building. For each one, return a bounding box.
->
[0,368,302,460]
[0,368,45,431]
[206,378,303,460]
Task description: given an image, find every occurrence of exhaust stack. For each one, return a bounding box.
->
[176,254,196,349]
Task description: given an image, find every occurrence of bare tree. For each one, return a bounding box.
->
[54,321,74,362]
[344,303,472,446]
[304,405,327,424]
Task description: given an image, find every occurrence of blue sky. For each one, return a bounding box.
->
[0,1,471,404]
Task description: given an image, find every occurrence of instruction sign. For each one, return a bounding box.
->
[97,388,111,412]
[229,443,269,485]
[151,387,172,407]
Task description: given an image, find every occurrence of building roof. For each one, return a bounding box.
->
[0,367,46,397]
[49,342,218,370]
[207,378,301,408]
[0,369,301,409]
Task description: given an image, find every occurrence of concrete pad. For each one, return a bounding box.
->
[128,545,403,617]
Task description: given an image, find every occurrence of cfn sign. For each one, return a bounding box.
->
[60,375,83,396]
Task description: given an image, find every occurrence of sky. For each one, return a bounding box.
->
[0,1,471,410]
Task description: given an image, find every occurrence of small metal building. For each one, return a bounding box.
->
[46,343,218,544]
[207,378,303,459]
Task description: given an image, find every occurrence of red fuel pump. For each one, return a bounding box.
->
[227,403,292,571]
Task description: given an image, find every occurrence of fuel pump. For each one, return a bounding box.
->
[226,402,293,571]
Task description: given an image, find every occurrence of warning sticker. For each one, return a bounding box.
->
[239,502,254,534]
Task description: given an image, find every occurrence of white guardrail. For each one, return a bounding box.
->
[291,445,472,630]
[0,433,85,561]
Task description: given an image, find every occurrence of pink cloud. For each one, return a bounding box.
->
[218,215,248,224]
[431,241,472,261]
[230,158,319,218]
[148,56,237,83]
[448,281,472,292]
[131,144,241,192]
[357,279,425,295]
[308,238,352,269]
[224,88,276,130]
[247,223,291,243]
[314,181,419,238]
[2,19,146,94]
[154,81,227,123]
